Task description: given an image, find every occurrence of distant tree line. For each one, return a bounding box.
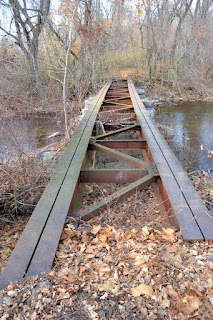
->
[0,0,212,105]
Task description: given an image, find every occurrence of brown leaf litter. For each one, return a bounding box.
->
[0,179,213,319]
[0,222,213,319]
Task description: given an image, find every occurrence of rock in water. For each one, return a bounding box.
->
[137,89,145,95]
[36,143,57,162]
[142,98,155,108]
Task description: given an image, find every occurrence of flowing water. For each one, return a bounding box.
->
[146,101,213,171]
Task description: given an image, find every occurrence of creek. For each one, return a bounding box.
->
[1,101,213,171]
[0,115,62,160]
[146,101,213,171]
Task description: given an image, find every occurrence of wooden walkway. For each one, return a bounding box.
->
[1,78,213,289]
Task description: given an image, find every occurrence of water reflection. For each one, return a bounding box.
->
[147,101,213,170]
[0,116,63,160]
[1,102,213,170]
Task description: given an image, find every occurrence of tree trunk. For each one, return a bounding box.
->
[27,53,42,97]
[0,0,50,98]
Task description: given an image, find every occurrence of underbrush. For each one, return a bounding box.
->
[0,152,59,225]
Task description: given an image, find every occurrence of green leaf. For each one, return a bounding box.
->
[4,250,10,256]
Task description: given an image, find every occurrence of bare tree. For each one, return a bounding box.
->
[0,0,51,96]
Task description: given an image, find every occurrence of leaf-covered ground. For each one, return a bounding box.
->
[0,172,213,319]
[1,223,213,319]
[0,216,29,273]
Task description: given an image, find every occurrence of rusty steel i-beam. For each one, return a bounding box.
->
[1,78,213,290]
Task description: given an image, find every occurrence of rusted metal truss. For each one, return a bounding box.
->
[70,80,160,223]
[70,79,213,242]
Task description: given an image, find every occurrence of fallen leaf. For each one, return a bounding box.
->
[167,243,179,253]
[166,285,178,299]
[63,225,75,237]
[7,290,18,297]
[86,185,93,193]
[98,281,119,294]
[162,228,176,241]
[64,269,78,283]
[134,255,149,266]
[85,245,95,253]
[98,234,107,243]
[79,243,86,252]
[149,233,156,240]
[142,226,149,236]
[163,251,182,268]
[85,253,96,259]
[1,314,10,320]
[124,229,133,240]
[91,225,102,235]
[30,311,37,320]
[100,292,108,300]
[82,230,88,243]
[98,266,111,273]
[161,299,170,309]
[176,296,200,315]
[187,283,202,297]
[131,283,153,297]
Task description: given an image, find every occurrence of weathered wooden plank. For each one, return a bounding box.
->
[80,169,149,183]
[128,78,204,241]
[74,173,155,221]
[26,82,111,277]
[0,82,111,289]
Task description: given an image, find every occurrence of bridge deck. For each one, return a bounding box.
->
[1,78,212,290]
